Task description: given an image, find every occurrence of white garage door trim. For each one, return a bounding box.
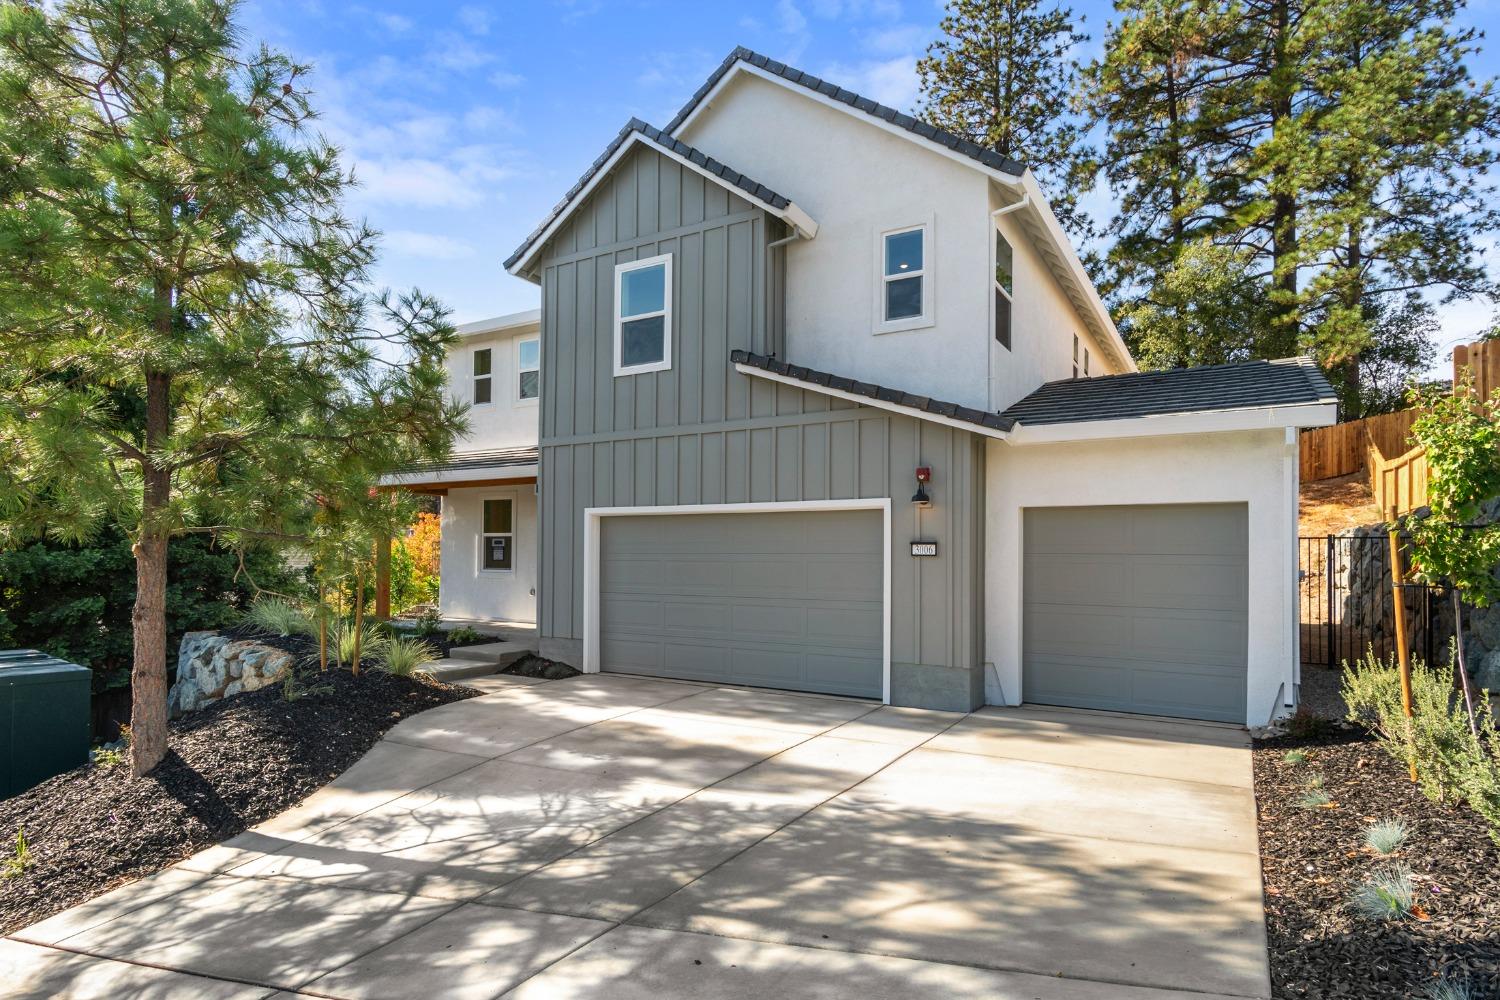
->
[582,499,893,703]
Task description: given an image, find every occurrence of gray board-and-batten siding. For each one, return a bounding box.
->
[531,141,986,711]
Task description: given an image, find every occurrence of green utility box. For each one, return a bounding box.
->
[0,650,93,799]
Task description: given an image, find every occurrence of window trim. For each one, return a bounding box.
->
[873,219,935,334]
[515,335,540,406]
[473,347,493,406]
[478,494,516,575]
[992,225,1014,351]
[613,253,673,377]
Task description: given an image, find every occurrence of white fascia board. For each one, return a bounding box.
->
[456,309,542,339]
[379,463,539,487]
[507,130,818,280]
[734,362,1009,440]
[1014,172,1137,374]
[1004,402,1338,445]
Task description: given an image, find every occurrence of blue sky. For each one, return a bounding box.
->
[239,0,1500,367]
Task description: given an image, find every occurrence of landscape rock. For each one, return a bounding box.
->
[168,632,297,719]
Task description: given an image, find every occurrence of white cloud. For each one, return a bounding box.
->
[373,11,412,35]
[457,4,493,35]
[860,24,929,56]
[820,56,920,110]
[777,0,808,35]
[383,230,477,260]
[489,69,525,89]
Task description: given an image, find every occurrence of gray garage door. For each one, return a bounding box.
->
[1023,504,1248,723]
[600,509,883,699]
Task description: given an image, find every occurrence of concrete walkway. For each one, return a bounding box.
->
[3,674,1270,999]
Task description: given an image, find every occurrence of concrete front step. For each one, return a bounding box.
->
[424,658,501,682]
[448,642,513,664]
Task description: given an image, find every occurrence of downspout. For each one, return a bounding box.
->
[986,195,1031,411]
[765,230,805,358]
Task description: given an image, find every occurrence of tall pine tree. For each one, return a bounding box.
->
[917,0,1098,244]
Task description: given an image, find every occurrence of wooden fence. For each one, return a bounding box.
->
[1368,440,1429,515]
[1300,407,1419,481]
[1454,338,1500,400]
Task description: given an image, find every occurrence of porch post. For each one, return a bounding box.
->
[375,533,392,620]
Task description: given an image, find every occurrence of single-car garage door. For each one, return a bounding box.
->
[599,509,884,699]
[1023,504,1248,723]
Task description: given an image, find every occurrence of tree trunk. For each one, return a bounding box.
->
[130,371,172,777]
[1267,0,1300,357]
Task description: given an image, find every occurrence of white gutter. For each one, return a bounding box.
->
[1004,402,1337,445]
[990,194,1031,219]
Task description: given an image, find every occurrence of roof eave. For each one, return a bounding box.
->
[1005,401,1338,445]
[505,128,817,281]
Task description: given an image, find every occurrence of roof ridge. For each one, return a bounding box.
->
[504,117,796,273]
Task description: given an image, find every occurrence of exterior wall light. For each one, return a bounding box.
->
[912,466,932,508]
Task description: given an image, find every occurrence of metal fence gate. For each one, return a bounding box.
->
[1299,534,1455,669]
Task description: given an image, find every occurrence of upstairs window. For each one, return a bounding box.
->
[994,230,1013,350]
[481,498,513,571]
[1072,335,1080,378]
[473,348,492,404]
[517,337,540,401]
[614,254,672,376]
[1083,347,1091,376]
[883,228,924,320]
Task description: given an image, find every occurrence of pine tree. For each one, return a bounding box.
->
[917,0,1097,243]
[0,0,465,775]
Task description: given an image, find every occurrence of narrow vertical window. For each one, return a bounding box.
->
[882,227,925,322]
[473,348,492,404]
[1083,347,1091,376]
[517,337,540,401]
[994,230,1013,349]
[614,254,672,375]
[481,498,513,571]
[1072,335,1080,379]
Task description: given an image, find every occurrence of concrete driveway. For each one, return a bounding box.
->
[3,674,1270,999]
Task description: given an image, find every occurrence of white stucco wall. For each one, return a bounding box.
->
[987,189,1120,410]
[439,484,538,624]
[447,319,541,451]
[679,71,1121,414]
[984,428,1300,727]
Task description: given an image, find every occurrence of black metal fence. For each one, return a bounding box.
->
[1299,533,1455,669]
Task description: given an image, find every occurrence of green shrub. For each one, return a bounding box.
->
[1426,979,1474,1000]
[1285,705,1335,740]
[1349,864,1415,920]
[281,668,334,703]
[2,828,31,879]
[243,597,311,637]
[1344,650,1500,842]
[1283,748,1308,765]
[411,608,443,638]
[446,626,484,645]
[1363,818,1408,855]
[335,620,389,666]
[378,635,439,677]
[0,531,301,695]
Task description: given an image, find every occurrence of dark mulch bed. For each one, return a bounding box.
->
[0,665,475,937]
[225,621,496,660]
[1255,726,1500,998]
[500,653,581,680]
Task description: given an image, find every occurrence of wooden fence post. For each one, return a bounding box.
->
[1386,505,1417,784]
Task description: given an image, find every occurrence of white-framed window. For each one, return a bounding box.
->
[516,336,539,403]
[874,221,934,333]
[1083,346,1091,376]
[993,229,1013,350]
[473,348,493,404]
[1072,334,1080,379]
[480,497,513,572]
[614,254,672,376]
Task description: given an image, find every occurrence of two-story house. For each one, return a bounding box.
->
[399,47,1337,726]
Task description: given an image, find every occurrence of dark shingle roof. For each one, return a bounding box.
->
[394,446,540,476]
[664,47,1027,179]
[504,118,793,273]
[731,351,1015,433]
[1000,358,1338,427]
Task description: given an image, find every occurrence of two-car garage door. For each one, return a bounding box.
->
[599,509,884,699]
[1023,504,1249,723]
